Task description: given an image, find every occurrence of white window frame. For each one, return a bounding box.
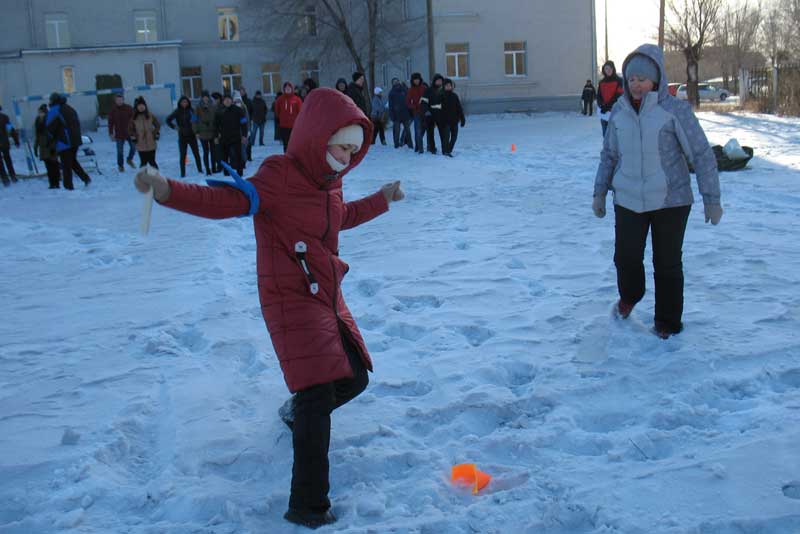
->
[143,62,156,85]
[261,64,281,96]
[45,14,70,48]
[62,66,75,93]
[504,42,527,77]
[134,11,158,43]
[445,43,470,79]
[218,9,240,41]
[221,64,242,93]
[181,66,203,99]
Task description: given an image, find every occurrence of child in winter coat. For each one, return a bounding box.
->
[33,104,61,188]
[128,96,160,169]
[370,87,387,145]
[166,95,203,177]
[406,73,427,153]
[133,87,404,529]
[593,44,722,339]
[581,80,596,116]
[274,82,303,153]
[441,79,465,157]
[597,61,624,136]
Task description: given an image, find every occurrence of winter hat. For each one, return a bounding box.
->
[352,72,365,83]
[391,77,400,85]
[201,90,210,98]
[49,92,62,105]
[625,54,659,83]
[374,87,383,95]
[38,103,48,113]
[326,124,364,172]
[443,78,454,88]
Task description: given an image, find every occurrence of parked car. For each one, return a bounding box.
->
[676,83,731,101]
[668,83,681,96]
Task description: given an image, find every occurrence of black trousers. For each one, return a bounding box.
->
[392,118,412,148]
[221,142,243,176]
[290,333,369,512]
[279,127,293,153]
[0,147,15,178]
[614,204,691,333]
[437,122,451,155]
[371,118,386,144]
[59,147,91,189]
[444,123,459,154]
[178,136,203,177]
[138,150,158,169]
[582,99,593,115]
[425,116,438,153]
[199,139,216,174]
[44,159,61,188]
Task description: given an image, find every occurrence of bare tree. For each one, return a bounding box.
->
[760,2,793,65]
[666,0,723,107]
[717,1,762,92]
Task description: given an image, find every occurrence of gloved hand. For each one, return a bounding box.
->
[134,166,171,202]
[592,195,606,218]
[460,119,466,128]
[381,181,405,203]
[704,204,723,225]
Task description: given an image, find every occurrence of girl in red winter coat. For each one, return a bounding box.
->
[134,88,404,529]
[274,82,303,153]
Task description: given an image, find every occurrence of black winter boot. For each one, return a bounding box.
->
[284,508,337,529]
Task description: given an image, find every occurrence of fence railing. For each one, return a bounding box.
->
[741,64,800,115]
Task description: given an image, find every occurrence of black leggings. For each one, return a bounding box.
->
[138,150,158,169]
[289,333,369,512]
[199,139,216,174]
[178,136,202,176]
[614,204,691,333]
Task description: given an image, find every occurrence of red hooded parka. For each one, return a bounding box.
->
[161,88,386,392]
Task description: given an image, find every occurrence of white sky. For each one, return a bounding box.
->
[596,0,662,69]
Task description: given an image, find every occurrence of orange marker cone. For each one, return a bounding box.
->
[511,144,516,152]
[451,463,492,494]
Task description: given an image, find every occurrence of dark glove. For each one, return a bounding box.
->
[15,142,20,148]
[460,119,465,128]
[155,133,160,140]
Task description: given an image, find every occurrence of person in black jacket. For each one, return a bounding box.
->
[441,79,466,157]
[581,80,596,116]
[335,78,348,94]
[250,91,268,146]
[420,73,445,154]
[214,93,248,176]
[45,93,91,189]
[388,78,413,149]
[166,95,203,177]
[0,105,20,186]
[346,72,369,116]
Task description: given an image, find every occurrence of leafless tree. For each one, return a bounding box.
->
[716,1,762,92]
[759,2,793,65]
[665,0,724,107]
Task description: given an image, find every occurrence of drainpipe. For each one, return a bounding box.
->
[426,0,435,81]
[160,0,168,40]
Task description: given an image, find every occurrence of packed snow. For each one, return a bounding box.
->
[1,111,799,533]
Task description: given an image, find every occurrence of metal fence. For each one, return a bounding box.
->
[741,64,800,115]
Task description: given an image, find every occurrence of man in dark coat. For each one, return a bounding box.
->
[388,78,413,149]
[597,61,624,136]
[581,80,596,116]
[0,105,20,186]
[166,95,203,177]
[214,93,248,176]
[346,72,369,116]
[108,93,136,172]
[441,79,465,157]
[46,93,91,189]
[420,73,445,154]
[250,91,268,146]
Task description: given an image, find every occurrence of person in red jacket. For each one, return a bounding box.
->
[274,82,303,153]
[597,60,625,137]
[133,87,404,529]
[405,72,427,154]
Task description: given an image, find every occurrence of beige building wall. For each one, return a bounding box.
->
[432,0,596,112]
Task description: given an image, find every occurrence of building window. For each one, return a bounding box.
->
[262,63,282,95]
[300,6,317,36]
[134,11,158,43]
[143,62,155,85]
[445,43,469,79]
[300,61,319,85]
[405,57,412,81]
[45,14,70,48]
[181,66,202,99]
[218,9,239,41]
[504,42,527,76]
[62,67,75,93]
[221,64,242,93]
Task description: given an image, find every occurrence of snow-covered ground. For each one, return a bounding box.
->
[1,111,799,533]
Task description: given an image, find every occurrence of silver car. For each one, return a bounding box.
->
[676,83,731,101]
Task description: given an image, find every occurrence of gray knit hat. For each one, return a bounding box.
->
[625,54,659,83]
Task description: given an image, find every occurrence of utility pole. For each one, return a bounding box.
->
[426,0,435,80]
[658,0,666,49]
[604,0,609,61]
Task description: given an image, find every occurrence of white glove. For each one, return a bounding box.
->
[704,204,723,225]
[592,195,606,218]
[134,166,171,202]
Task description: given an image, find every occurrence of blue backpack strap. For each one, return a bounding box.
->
[207,161,260,217]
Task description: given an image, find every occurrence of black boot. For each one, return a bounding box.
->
[284,508,337,529]
[10,175,18,183]
[1,176,10,187]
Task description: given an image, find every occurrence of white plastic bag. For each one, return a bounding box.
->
[723,138,749,160]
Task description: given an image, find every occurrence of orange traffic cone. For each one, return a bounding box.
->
[511,144,516,152]
[451,463,492,494]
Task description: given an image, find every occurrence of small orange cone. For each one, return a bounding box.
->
[451,463,492,494]
[185,154,190,165]
[511,144,516,152]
